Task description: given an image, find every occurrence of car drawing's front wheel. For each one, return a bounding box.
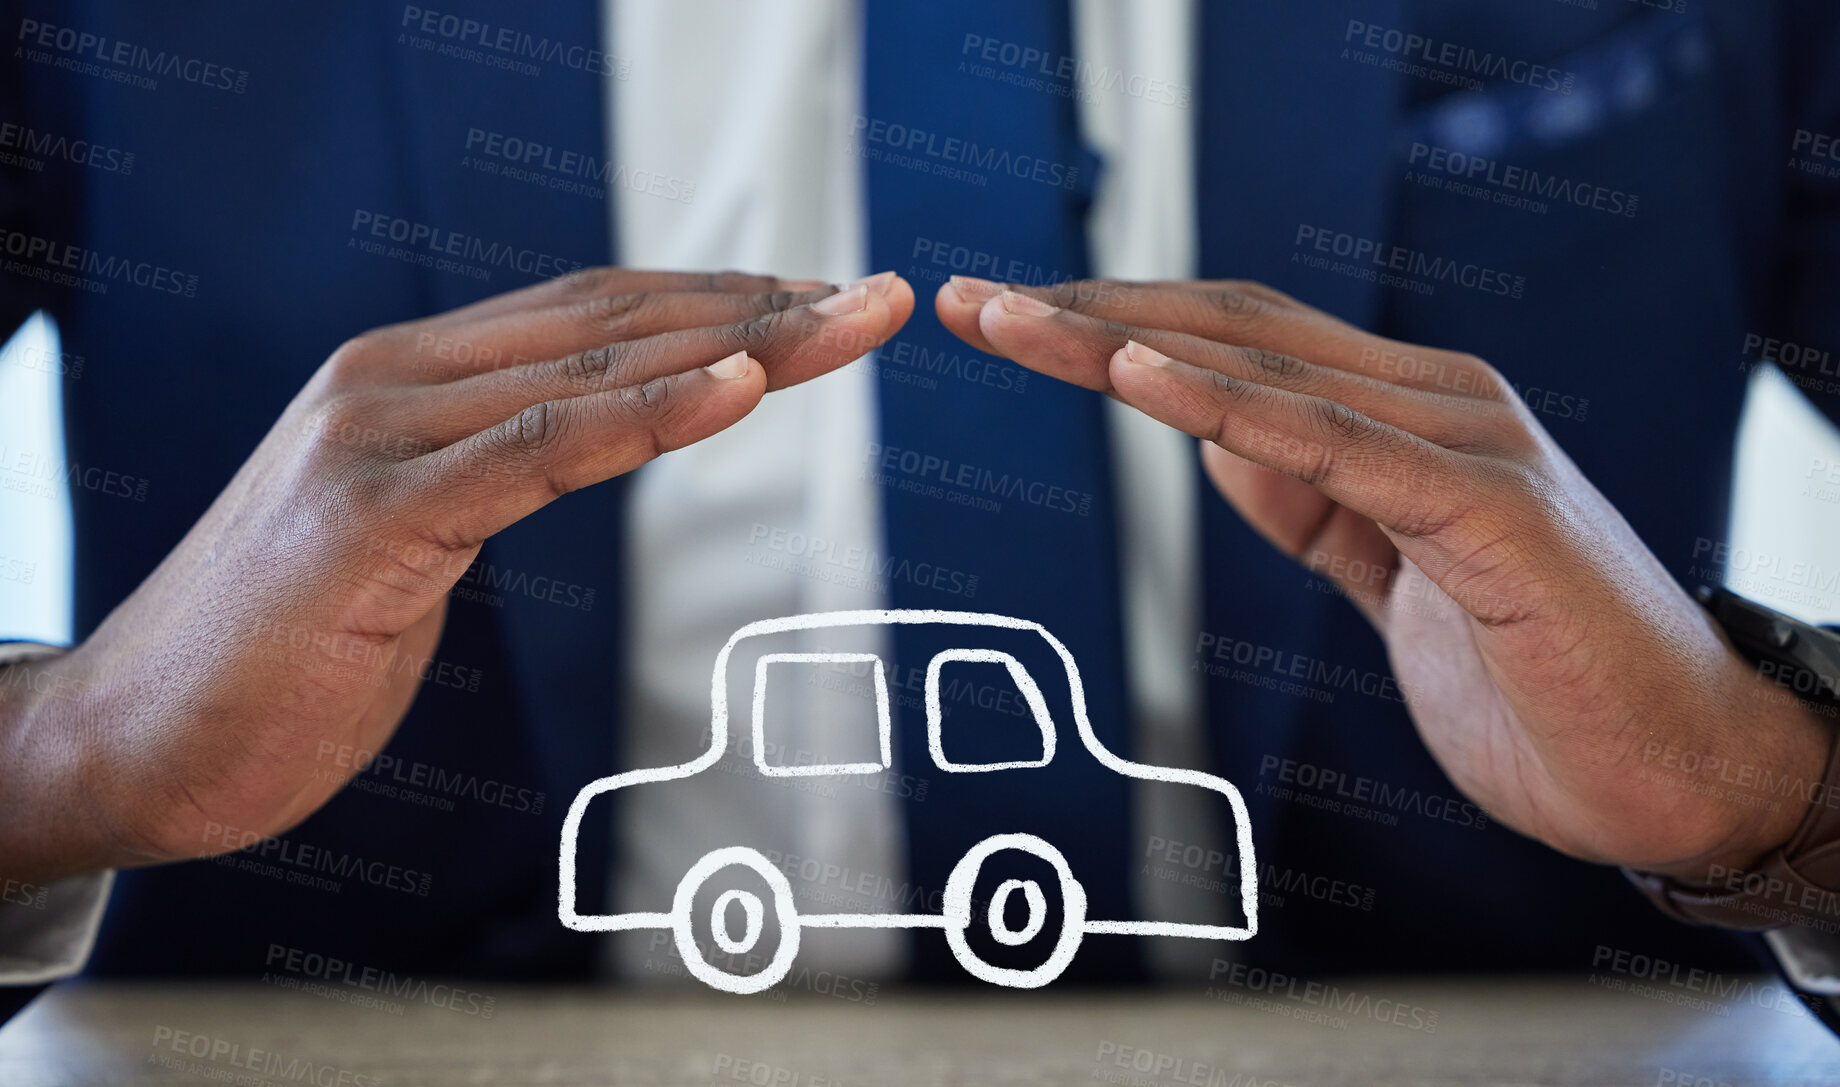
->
[671,846,801,994]
[944,833,1086,988]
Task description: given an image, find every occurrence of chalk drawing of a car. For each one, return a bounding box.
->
[558,609,1257,992]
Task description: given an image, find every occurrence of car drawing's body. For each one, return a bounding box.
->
[559,609,1257,992]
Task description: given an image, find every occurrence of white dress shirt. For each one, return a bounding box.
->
[607,0,1216,982]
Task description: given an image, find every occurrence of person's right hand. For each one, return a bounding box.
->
[0,268,912,882]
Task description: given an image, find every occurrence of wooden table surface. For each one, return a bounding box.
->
[0,977,1835,1086]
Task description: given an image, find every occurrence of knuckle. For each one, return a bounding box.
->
[575,291,652,336]
[501,400,564,461]
[1387,504,1465,540]
[705,269,771,293]
[1208,368,1253,404]
[720,309,787,350]
[1097,318,1136,344]
[1240,346,1303,380]
[618,376,674,418]
[1458,354,1514,400]
[322,336,380,386]
[1312,397,1371,442]
[1046,279,1089,308]
[1218,278,1298,309]
[307,391,372,443]
[758,289,806,313]
[1202,284,1272,328]
[556,265,620,298]
[561,342,626,390]
[1049,278,1131,311]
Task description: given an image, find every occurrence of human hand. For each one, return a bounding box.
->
[0,269,912,880]
[936,275,1832,880]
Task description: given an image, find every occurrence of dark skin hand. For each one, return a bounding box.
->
[0,269,915,882]
[937,274,1833,883]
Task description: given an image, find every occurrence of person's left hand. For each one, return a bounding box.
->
[936,275,1834,882]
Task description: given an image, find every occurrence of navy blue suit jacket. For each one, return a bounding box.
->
[4,1,1839,987]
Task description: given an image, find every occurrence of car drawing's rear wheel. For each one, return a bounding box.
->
[671,846,800,994]
[944,833,1085,988]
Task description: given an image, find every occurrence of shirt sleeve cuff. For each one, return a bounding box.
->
[0,641,68,667]
[0,871,114,985]
[1766,926,1840,996]
[0,642,113,985]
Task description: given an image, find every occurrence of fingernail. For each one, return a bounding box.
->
[811,284,869,316]
[1122,340,1169,367]
[999,290,1059,318]
[849,271,897,296]
[705,350,752,379]
[784,279,827,291]
[950,275,1002,303]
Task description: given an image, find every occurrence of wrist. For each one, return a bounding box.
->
[0,647,138,882]
[1641,660,1837,884]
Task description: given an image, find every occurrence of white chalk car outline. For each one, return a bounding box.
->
[558,609,1257,992]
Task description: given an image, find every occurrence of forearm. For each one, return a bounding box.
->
[0,651,130,885]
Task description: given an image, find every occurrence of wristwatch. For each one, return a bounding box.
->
[1625,587,1840,932]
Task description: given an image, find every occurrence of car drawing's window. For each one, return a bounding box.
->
[750,651,892,776]
[925,649,1056,771]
